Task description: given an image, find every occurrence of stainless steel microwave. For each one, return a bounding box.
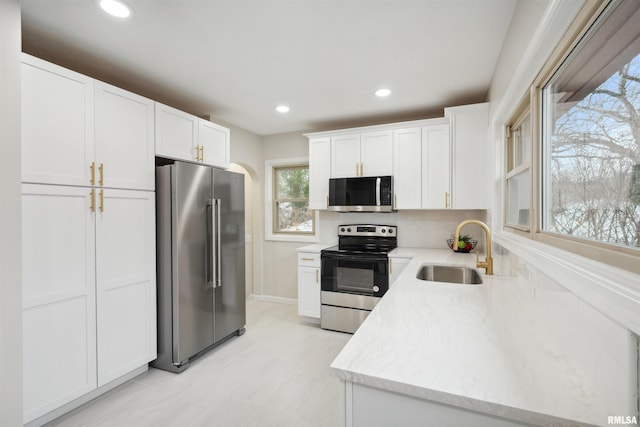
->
[328,176,394,212]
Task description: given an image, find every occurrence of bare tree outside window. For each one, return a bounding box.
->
[542,1,640,249]
[273,165,314,234]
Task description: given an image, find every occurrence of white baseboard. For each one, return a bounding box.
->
[249,294,297,305]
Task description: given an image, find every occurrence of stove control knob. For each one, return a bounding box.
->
[388,228,394,234]
[347,227,352,232]
[373,286,380,293]
[381,229,386,233]
[340,227,345,232]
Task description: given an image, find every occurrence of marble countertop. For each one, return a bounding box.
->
[296,243,334,253]
[330,249,607,427]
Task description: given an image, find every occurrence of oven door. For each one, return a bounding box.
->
[321,252,389,297]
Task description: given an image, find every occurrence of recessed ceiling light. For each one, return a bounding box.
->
[276,105,290,113]
[98,0,131,18]
[375,88,392,97]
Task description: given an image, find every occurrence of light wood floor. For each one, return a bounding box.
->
[48,300,351,427]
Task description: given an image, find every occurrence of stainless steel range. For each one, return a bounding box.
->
[320,224,397,333]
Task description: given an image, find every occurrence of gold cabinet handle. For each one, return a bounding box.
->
[316,269,319,283]
[195,145,201,161]
[90,162,96,185]
[90,189,95,212]
[98,163,104,186]
[445,192,450,208]
[355,162,359,176]
[394,194,397,210]
[390,258,393,274]
[360,163,364,176]
[301,257,314,261]
[99,189,104,212]
[200,146,204,162]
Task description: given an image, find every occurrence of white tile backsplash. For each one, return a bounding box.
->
[498,244,638,416]
[318,210,488,249]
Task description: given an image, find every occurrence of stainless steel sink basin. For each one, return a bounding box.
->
[416,264,483,285]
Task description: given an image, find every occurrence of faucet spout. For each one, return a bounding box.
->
[454,220,493,275]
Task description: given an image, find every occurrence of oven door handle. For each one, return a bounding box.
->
[321,252,387,262]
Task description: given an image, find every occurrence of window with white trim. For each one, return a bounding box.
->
[505,105,532,231]
[265,158,317,242]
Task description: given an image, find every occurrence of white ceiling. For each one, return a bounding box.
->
[21,0,517,136]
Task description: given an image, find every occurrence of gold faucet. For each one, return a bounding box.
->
[454,220,493,275]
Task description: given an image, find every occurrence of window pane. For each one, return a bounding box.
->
[276,168,309,199]
[542,2,640,248]
[276,201,313,233]
[507,170,530,227]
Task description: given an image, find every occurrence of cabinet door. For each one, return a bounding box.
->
[393,128,422,209]
[95,189,156,386]
[446,103,489,209]
[309,138,331,210]
[298,265,321,318]
[22,184,97,423]
[361,131,393,177]
[21,55,95,187]
[155,102,198,162]
[95,82,155,191]
[199,119,230,169]
[422,124,451,209]
[331,134,361,178]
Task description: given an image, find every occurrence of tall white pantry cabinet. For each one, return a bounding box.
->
[21,54,157,423]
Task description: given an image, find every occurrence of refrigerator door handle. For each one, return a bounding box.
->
[215,198,222,288]
[206,199,215,289]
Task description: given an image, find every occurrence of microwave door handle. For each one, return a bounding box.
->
[376,177,381,206]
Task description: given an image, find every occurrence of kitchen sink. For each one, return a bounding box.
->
[416,264,483,285]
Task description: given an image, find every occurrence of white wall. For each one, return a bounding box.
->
[261,132,310,300]
[0,0,23,424]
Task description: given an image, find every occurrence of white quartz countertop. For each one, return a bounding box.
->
[296,243,334,253]
[330,249,608,427]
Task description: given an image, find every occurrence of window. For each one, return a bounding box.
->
[540,0,640,251]
[265,158,317,242]
[505,105,532,231]
[272,164,314,234]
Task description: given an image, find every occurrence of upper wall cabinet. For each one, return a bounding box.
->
[422,123,451,209]
[445,103,489,209]
[155,102,230,169]
[22,55,95,187]
[331,131,393,178]
[21,54,155,191]
[393,127,422,209]
[309,137,331,210]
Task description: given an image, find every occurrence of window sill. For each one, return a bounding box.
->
[265,233,319,243]
[494,231,640,336]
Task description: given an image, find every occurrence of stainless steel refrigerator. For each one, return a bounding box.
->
[152,161,245,373]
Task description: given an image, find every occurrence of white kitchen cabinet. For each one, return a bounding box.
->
[22,184,156,423]
[297,252,321,319]
[360,130,394,177]
[389,256,411,285]
[393,128,422,209]
[331,133,361,178]
[21,54,95,187]
[331,131,393,178]
[422,123,451,209]
[445,103,489,209]
[96,189,156,386]
[198,118,230,169]
[346,382,528,427]
[309,137,331,210]
[155,102,231,168]
[22,55,155,191]
[22,184,97,422]
[95,81,155,191]
[155,102,199,162]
